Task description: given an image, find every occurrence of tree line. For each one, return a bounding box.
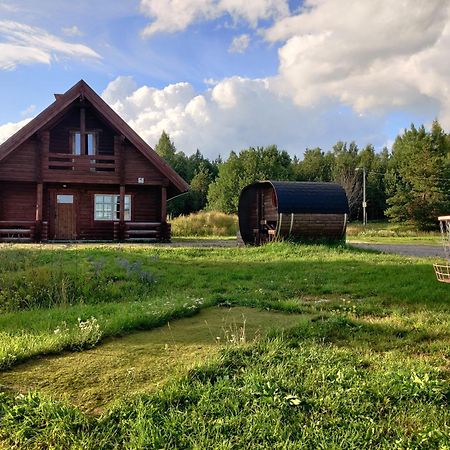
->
[155,121,450,230]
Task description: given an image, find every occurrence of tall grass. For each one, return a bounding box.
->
[0,249,157,312]
[171,211,238,237]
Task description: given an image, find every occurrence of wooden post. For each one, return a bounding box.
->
[119,185,125,241]
[35,183,43,222]
[80,107,86,155]
[114,135,126,182]
[161,187,167,223]
[35,131,48,242]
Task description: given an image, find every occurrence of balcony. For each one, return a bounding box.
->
[43,152,120,183]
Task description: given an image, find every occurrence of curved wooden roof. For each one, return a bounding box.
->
[243,181,349,214]
[0,80,189,196]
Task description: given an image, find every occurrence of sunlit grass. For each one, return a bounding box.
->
[2,307,305,413]
[1,242,450,448]
[347,221,442,244]
[171,210,238,237]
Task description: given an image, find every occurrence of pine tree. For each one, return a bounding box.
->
[386,121,450,230]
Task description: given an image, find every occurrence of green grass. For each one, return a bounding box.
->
[1,306,305,414]
[1,242,450,448]
[347,221,442,245]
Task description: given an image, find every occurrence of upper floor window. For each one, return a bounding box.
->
[72,131,97,155]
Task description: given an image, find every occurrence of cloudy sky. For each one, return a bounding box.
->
[0,0,449,159]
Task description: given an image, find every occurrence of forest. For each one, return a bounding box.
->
[157,120,450,230]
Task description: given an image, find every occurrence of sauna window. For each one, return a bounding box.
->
[271,191,277,207]
[72,132,97,156]
[94,194,131,221]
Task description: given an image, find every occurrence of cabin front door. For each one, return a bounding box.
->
[55,193,77,240]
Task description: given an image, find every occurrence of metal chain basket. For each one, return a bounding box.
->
[433,215,450,283]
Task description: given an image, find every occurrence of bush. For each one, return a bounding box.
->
[171,211,238,237]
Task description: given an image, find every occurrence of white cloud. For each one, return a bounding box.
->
[20,104,36,117]
[0,118,33,144]
[139,0,289,36]
[0,20,100,70]
[0,3,21,13]
[229,34,250,53]
[264,0,450,124]
[101,75,386,159]
[61,25,83,37]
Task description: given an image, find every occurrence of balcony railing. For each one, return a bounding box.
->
[45,152,117,173]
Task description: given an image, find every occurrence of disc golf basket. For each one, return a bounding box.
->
[433,215,450,283]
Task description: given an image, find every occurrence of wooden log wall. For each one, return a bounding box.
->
[277,213,346,241]
[0,182,36,221]
[43,184,162,240]
[0,141,37,182]
[123,143,165,185]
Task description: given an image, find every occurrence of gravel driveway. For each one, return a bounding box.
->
[349,243,445,258]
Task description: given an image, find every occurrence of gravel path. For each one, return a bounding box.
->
[349,243,445,258]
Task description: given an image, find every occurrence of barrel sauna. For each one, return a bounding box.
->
[238,181,349,245]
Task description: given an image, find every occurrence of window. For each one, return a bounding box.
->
[72,132,97,155]
[94,195,131,221]
[57,194,74,204]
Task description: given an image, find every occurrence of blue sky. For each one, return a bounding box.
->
[0,0,448,159]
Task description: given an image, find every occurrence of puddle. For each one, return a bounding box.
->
[0,307,304,413]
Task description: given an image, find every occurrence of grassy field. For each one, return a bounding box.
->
[346,221,442,245]
[1,242,450,448]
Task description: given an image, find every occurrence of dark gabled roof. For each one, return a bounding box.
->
[265,180,349,214]
[0,80,189,195]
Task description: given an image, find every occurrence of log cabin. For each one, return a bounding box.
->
[238,181,349,245]
[0,80,189,242]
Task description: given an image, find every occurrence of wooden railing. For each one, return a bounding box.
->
[45,152,117,173]
[116,222,171,242]
[0,221,36,242]
[0,221,48,243]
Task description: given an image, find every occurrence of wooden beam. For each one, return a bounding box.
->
[80,107,86,155]
[37,131,48,183]
[35,183,43,222]
[119,135,126,185]
[161,186,167,223]
[119,185,125,223]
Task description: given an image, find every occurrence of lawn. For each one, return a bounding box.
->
[1,242,449,449]
[346,221,442,245]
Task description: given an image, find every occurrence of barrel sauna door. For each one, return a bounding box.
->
[55,194,77,240]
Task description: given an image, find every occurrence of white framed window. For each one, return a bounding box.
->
[72,131,97,155]
[94,194,131,221]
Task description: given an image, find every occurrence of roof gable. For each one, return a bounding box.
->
[0,80,189,195]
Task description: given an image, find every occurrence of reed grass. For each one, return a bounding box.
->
[171,211,238,237]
